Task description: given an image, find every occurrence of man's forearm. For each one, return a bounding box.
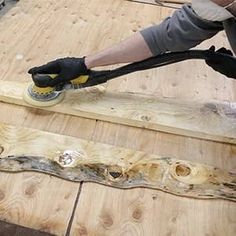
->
[85,32,153,69]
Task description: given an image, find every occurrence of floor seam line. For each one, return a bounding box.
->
[65,182,84,236]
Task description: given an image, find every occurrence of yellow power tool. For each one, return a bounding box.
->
[23,74,90,107]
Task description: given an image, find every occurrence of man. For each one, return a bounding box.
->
[28,0,236,87]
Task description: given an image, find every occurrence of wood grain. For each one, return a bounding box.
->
[1,154,235,201]
[72,183,236,236]
[71,122,236,236]
[0,124,236,201]
[1,123,235,202]
[0,169,78,235]
[0,80,236,144]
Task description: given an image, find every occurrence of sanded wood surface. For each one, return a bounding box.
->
[0,80,236,144]
[0,0,235,235]
[0,123,235,201]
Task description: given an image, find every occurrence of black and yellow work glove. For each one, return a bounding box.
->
[28,57,90,87]
[206,46,236,79]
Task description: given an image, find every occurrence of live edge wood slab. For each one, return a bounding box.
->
[0,123,235,202]
[0,80,235,144]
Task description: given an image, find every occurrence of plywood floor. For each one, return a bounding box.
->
[0,0,235,235]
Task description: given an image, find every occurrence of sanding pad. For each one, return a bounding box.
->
[23,83,65,107]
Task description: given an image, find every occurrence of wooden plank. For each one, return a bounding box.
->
[0,156,235,201]
[0,124,236,201]
[0,80,235,144]
[0,123,235,201]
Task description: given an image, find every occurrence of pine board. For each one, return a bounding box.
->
[0,123,235,202]
[0,80,235,144]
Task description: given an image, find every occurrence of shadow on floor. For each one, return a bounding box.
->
[0,220,55,236]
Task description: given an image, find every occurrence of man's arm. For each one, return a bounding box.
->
[86,4,224,69]
[85,32,153,69]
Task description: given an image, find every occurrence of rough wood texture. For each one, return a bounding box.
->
[0,80,235,144]
[0,123,235,202]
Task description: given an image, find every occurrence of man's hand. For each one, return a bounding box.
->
[206,46,236,79]
[28,57,90,87]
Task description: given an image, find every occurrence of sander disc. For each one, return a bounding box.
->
[23,83,65,107]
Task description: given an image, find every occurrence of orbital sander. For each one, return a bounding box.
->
[23,73,90,107]
[24,47,234,107]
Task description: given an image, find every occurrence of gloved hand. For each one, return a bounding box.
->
[28,57,90,87]
[206,46,236,79]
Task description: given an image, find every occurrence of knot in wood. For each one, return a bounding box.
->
[132,208,143,221]
[107,165,123,182]
[77,225,88,236]
[100,212,114,228]
[176,164,191,176]
[141,115,151,121]
[59,152,73,166]
[109,171,122,179]
[57,150,84,167]
[201,103,220,115]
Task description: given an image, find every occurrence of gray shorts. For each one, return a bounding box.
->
[140,4,235,55]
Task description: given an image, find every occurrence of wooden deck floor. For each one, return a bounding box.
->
[0,0,235,235]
